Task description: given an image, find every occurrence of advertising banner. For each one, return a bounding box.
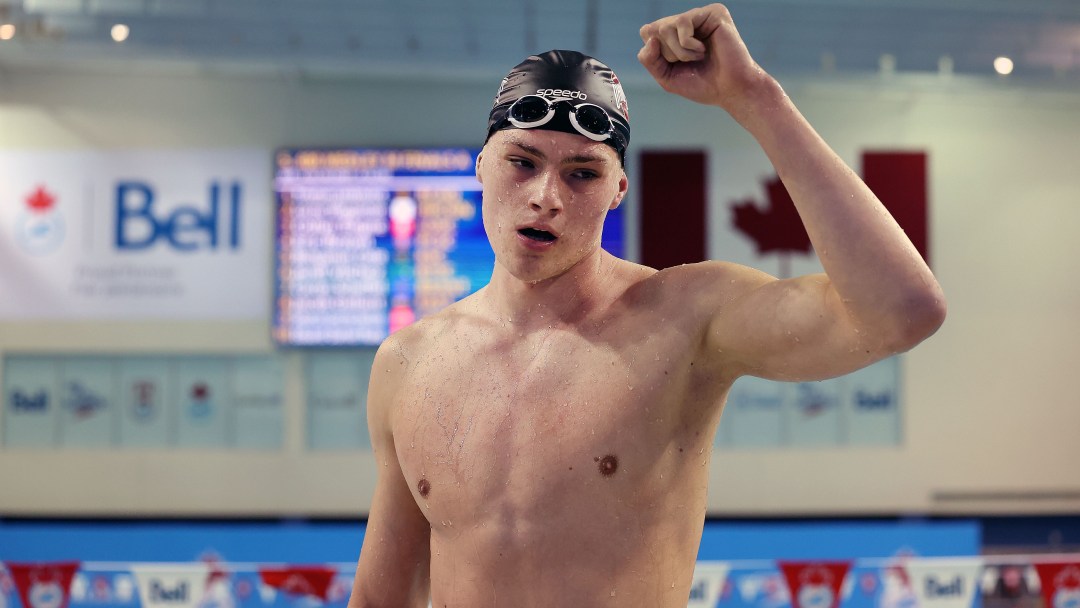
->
[5,562,80,608]
[0,149,269,320]
[689,562,731,608]
[778,561,852,608]
[257,565,337,601]
[905,558,982,608]
[1034,561,1080,608]
[130,564,209,608]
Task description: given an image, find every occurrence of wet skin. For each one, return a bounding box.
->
[389,267,732,608]
[362,129,741,607]
[353,109,944,606]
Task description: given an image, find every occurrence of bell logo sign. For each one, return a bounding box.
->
[115,181,242,251]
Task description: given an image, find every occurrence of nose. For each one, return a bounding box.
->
[527,170,563,216]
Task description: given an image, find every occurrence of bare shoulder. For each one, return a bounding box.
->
[366,314,441,425]
[627,259,773,317]
[374,292,495,370]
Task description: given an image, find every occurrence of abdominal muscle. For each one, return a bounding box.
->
[424,466,711,608]
[395,363,722,607]
[391,281,731,607]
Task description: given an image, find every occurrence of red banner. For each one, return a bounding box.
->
[258,565,337,600]
[5,562,80,608]
[779,560,852,608]
[1034,561,1080,608]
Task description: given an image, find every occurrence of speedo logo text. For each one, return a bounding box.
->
[537,88,587,100]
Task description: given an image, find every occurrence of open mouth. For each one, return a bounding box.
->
[518,227,557,242]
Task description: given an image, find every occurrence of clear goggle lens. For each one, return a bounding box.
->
[507,95,614,142]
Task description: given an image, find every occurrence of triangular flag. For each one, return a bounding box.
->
[688,562,730,608]
[1034,561,1080,608]
[5,562,80,608]
[905,557,982,608]
[258,565,337,601]
[131,564,209,608]
[779,560,852,608]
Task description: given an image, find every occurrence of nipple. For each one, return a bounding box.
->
[595,454,618,477]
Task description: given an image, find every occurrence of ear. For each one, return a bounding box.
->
[609,170,628,210]
[475,151,484,183]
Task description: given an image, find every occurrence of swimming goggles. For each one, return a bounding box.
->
[507,95,615,142]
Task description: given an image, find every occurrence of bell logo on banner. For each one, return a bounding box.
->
[687,562,730,608]
[1034,562,1080,608]
[779,561,852,608]
[131,564,209,608]
[5,562,80,608]
[905,557,982,608]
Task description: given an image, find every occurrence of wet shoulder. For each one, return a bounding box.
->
[379,292,498,363]
[620,259,766,320]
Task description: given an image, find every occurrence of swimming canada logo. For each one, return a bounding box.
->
[14,185,65,255]
[187,383,214,421]
[258,566,337,601]
[130,380,158,422]
[798,569,836,608]
[1041,565,1080,608]
[780,561,851,608]
[64,382,106,419]
[6,562,79,608]
[796,383,835,417]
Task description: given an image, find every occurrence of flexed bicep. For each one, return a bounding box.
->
[703,267,902,383]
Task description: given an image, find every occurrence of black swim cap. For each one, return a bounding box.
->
[486,50,630,164]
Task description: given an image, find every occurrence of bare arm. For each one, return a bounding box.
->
[639,4,946,380]
[348,337,430,608]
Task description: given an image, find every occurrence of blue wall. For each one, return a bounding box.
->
[0,518,978,563]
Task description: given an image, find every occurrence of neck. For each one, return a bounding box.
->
[483,248,617,329]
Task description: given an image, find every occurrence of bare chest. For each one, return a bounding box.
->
[392,327,698,523]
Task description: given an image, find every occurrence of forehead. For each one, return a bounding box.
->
[487,128,620,165]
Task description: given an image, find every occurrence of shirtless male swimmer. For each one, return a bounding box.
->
[349,4,946,607]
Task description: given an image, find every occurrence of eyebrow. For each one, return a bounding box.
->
[509,140,609,166]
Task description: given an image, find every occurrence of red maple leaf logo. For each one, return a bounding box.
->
[25,185,57,213]
[1058,566,1080,590]
[801,566,834,586]
[731,176,811,278]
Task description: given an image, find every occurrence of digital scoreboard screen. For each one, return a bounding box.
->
[272,147,624,347]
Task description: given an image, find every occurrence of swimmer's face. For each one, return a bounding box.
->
[477,129,627,283]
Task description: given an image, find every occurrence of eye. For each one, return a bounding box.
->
[570,168,599,180]
[509,156,535,170]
